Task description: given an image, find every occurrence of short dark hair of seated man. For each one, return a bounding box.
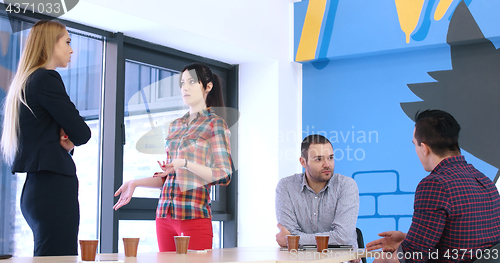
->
[414,109,461,157]
[300,134,332,160]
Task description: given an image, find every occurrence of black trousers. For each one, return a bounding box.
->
[20,170,79,256]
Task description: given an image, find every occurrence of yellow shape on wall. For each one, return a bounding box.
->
[295,0,328,62]
[395,0,425,43]
[434,0,454,20]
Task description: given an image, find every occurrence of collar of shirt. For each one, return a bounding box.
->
[180,108,213,125]
[431,155,466,174]
[300,172,330,194]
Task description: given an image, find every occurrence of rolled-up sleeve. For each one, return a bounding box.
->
[209,118,232,186]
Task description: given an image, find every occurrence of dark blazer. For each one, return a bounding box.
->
[12,68,91,176]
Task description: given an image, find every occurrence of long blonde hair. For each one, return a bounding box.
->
[1,20,66,164]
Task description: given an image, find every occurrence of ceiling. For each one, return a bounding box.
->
[56,0,295,64]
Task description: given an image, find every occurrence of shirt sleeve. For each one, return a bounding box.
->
[275,178,304,240]
[208,118,232,186]
[325,177,359,247]
[400,178,449,263]
[38,71,91,146]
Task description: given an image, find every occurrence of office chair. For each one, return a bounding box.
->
[356,228,367,263]
[472,243,500,263]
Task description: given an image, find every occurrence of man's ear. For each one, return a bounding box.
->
[421,142,431,156]
[299,157,307,168]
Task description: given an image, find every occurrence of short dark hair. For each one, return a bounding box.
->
[414,110,461,157]
[301,134,332,160]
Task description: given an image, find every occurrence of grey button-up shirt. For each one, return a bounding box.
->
[275,172,359,247]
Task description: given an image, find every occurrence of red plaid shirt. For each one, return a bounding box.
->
[401,155,500,263]
[156,108,232,220]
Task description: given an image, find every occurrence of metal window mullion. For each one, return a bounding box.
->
[99,32,125,254]
[85,37,91,111]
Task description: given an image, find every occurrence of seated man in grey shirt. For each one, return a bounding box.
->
[275,134,359,248]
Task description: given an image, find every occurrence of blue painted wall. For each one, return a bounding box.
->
[295,0,500,253]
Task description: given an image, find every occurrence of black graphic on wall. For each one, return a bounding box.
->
[400,1,500,181]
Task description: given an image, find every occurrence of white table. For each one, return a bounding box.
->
[2,247,377,263]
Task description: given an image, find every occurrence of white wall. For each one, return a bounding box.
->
[237,58,302,247]
[238,60,279,247]
[59,0,303,247]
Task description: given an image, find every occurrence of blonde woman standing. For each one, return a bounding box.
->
[1,20,91,256]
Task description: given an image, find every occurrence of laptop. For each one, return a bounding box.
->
[280,244,352,251]
[302,244,353,249]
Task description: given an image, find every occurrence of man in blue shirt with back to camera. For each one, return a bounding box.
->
[275,134,359,248]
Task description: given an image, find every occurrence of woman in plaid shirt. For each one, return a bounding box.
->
[114,63,232,251]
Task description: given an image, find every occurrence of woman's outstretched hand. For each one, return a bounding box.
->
[113,180,136,210]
